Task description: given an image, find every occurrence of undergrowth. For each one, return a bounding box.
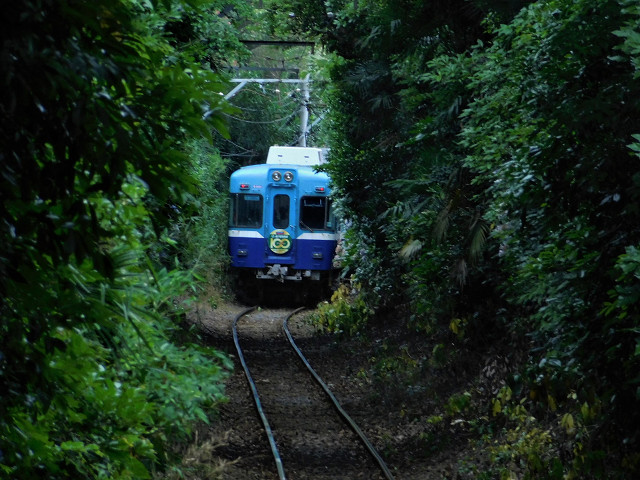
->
[311,283,373,336]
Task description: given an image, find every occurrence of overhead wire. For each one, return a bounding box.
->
[221,78,326,146]
[222,110,299,125]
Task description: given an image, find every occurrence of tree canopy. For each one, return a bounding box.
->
[1,0,246,477]
[280,0,640,476]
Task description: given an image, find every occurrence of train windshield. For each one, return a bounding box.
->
[299,196,334,231]
[230,193,263,228]
[273,194,290,229]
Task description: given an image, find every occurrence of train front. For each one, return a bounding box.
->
[228,163,338,291]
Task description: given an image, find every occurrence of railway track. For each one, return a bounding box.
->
[232,307,395,480]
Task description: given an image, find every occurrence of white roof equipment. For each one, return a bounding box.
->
[266,146,326,166]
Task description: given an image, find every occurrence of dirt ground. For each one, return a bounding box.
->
[184,300,493,479]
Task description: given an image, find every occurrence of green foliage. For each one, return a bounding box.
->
[287,0,640,477]
[334,215,407,308]
[452,0,640,435]
[484,386,611,480]
[0,0,242,477]
[262,0,337,39]
[310,0,531,309]
[1,178,233,478]
[436,1,640,476]
[177,140,231,288]
[489,425,562,480]
[164,0,251,70]
[311,284,373,335]
[601,245,640,398]
[614,0,640,78]
[445,391,472,416]
[368,341,419,384]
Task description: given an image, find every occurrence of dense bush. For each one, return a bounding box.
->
[275,0,640,476]
[177,140,231,291]
[452,0,640,462]
[0,0,243,476]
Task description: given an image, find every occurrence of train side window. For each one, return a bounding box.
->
[325,199,335,230]
[273,194,290,229]
[230,193,263,228]
[300,196,334,231]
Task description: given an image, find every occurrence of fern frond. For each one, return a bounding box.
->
[399,238,423,261]
[452,258,468,288]
[468,218,490,264]
[433,200,452,243]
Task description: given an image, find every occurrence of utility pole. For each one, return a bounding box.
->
[298,74,310,147]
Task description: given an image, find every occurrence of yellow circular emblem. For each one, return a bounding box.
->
[269,229,292,254]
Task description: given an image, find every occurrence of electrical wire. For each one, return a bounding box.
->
[222,110,299,125]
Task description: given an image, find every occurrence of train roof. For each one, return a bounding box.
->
[266,146,326,165]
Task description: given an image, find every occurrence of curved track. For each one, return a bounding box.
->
[233,307,395,480]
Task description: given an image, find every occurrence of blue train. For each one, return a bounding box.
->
[228,146,339,302]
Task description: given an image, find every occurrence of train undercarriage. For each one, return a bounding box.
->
[232,266,338,306]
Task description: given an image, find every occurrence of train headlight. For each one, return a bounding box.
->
[284,171,294,182]
[272,171,282,181]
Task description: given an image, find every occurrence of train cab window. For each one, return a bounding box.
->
[230,193,263,228]
[300,196,334,231]
[273,194,290,229]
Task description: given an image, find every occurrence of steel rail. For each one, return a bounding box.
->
[232,307,287,480]
[283,309,396,480]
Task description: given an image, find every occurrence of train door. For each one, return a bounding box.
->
[264,188,296,265]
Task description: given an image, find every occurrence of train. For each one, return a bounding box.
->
[228,146,340,303]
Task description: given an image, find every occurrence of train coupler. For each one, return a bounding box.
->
[256,264,302,282]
